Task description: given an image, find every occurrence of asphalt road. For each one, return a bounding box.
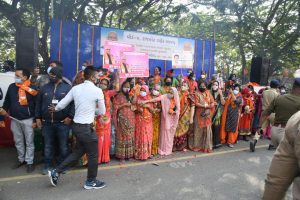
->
[0,141,291,200]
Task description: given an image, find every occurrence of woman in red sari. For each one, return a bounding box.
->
[96,77,118,163]
[113,80,135,161]
[135,85,154,160]
[239,87,255,141]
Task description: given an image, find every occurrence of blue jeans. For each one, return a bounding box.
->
[43,122,70,168]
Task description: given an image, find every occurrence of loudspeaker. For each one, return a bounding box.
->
[16,27,39,71]
[250,57,270,85]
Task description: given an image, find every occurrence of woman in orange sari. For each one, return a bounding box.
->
[220,85,243,148]
[189,80,215,153]
[134,85,154,160]
[239,87,255,141]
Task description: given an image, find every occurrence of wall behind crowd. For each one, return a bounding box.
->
[50,19,215,81]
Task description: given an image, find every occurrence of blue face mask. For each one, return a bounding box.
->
[82,66,86,71]
[47,66,52,74]
[15,77,23,84]
[140,91,147,97]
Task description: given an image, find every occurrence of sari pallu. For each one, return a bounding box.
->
[151,99,161,156]
[220,93,243,145]
[189,90,215,153]
[113,93,135,160]
[173,91,192,151]
[211,92,223,148]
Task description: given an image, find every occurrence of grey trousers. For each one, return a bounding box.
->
[10,118,35,164]
[271,125,285,148]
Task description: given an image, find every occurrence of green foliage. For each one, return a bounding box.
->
[0,0,299,78]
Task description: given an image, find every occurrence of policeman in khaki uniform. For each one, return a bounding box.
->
[250,76,300,152]
[263,110,300,199]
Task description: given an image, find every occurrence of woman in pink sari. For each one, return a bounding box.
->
[134,85,154,160]
[142,87,180,156]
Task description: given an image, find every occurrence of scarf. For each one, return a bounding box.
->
[16,79,38,106]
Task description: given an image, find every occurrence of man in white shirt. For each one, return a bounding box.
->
[48,67,106,190]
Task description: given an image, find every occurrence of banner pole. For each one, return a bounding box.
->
[76,24,81,73]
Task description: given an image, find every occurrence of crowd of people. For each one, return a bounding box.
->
[1,60,300,190]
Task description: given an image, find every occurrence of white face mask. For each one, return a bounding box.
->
[47,66,52,74]
[109,68,114,73]
[233,90,239,95]
[123,88,130,93]
[99,72,103,76]
[140,91,147,97]
[212,85,218,91]
[281,89,286,94]
[201,75,206,79]
[152,90,160,96]
[181,86,188,91]
[82,66,86,71]
[192,77,196,81]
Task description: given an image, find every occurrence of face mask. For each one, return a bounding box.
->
[152,90,160,96]
[15,77,22,84]
[165,82,172,86]
[167,93,174,99]
[100,84,107,90]
[82,66,86,71]
[140,91,147,97]
[109,68,114,73]
[201,75,206,79]
[181,86,188,91]
[199,88,206,92]
[47,66,52,74]
[233,90,239,95]
[123,88,130,93]
[192,77,196,81]
[212,85,218,91]
[99,72,103,76]
[281,90,286,94]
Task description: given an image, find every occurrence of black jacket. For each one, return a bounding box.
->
[35,81,74,123]
[3,83,37,120]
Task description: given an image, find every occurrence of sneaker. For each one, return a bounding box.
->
[11,161,26,169]
[228,144,234,148]
[48,169,59,187]
[27,164,35,173]
[83,180,106,190]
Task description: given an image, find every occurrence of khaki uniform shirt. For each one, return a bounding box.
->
[264,92,300,124]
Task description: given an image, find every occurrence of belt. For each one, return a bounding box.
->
[73,122,93,127]
[273,123,286,128]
